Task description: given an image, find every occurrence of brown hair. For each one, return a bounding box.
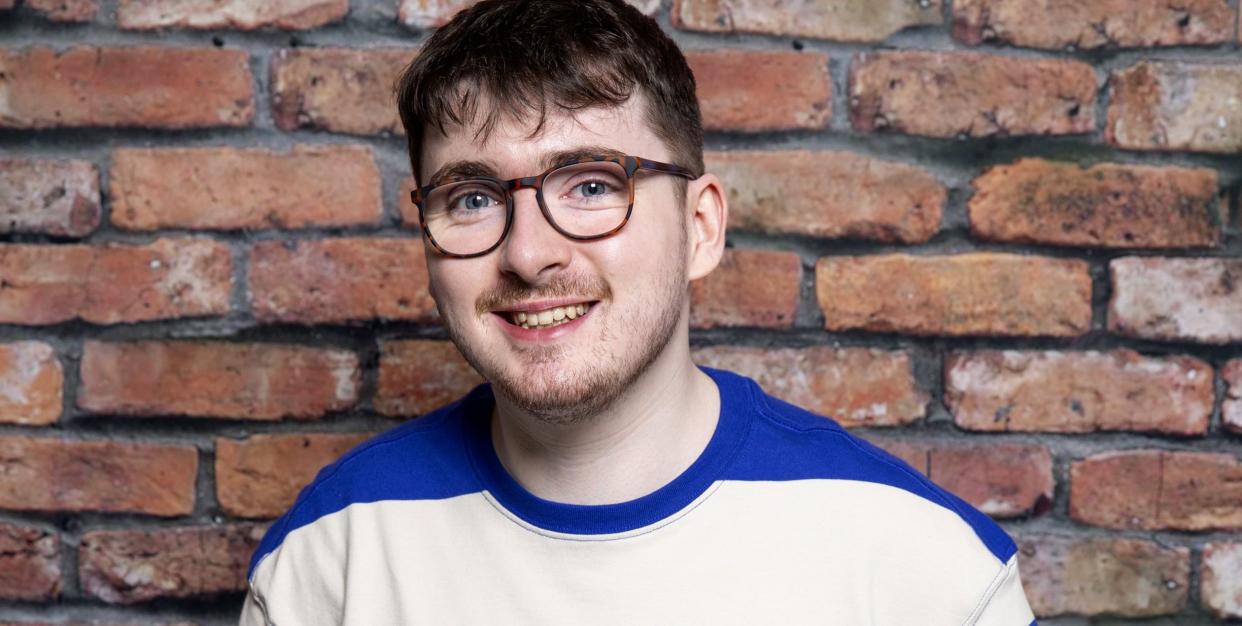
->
[394,0,703,184]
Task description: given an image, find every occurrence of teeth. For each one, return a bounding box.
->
[511,303,592,329]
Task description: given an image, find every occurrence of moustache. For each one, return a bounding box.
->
[476,273,612,315]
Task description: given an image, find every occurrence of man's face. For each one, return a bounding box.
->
[420,95,691,423]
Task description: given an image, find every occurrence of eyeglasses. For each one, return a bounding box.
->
[410,155,697,258]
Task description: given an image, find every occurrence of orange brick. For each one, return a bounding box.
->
[690,248,801,328]
[1107,61,1242,153]
[110,145,381,230]
[1109,257,1242,344]
[376,340,482,417]
[816,253,1092,337]
[850,51,1096,138]
[248,237,437,324]
[1071,450,1242,531]
[693,346,927,427]
[688,50,830,132]
[969,159,1222,248]
[707,150,943,243]
[953,0,1234,49]
[118,0,345,29]
[398,0,659,27]
[79,341,359,420]
[0,158,101,236]
[0,436,197,516]
[0,341,62,426]
[874,440,1053,518]
[0,522,59,602]
[1018,535,1188,618]
[0,238,232,325]
[946,350,1212,435]
[0,47,253,129]
[25,0,95,21]
[271,48,416,136]
[1202,542,1242,619]
[673,0,942,41]
[216,433,371,518]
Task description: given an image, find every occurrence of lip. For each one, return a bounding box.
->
[491,297,598,314]
[491,301,596,342]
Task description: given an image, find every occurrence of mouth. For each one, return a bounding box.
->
[496,301,597,330]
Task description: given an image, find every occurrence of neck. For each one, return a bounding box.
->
[490,330,720,505]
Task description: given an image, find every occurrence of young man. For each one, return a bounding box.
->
[242,1,1036,624]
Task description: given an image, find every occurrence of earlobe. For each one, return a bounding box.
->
[685,173,728,282]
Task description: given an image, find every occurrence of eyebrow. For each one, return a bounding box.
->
[426,145,629,187]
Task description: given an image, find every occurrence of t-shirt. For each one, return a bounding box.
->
[242,367,1037,625]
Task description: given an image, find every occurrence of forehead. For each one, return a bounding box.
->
[420,94,668,181]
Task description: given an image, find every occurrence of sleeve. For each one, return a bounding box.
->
[970,554,1038,626]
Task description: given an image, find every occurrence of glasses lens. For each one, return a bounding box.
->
[543,161,630,237]
[422,180,508,256]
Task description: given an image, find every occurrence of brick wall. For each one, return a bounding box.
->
[0,0,1239,624]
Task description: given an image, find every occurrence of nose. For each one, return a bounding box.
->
[496,188,572,284]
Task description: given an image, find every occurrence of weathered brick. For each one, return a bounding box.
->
[690,248,801,329]
[249,237,437,324]
[271,48,415,136]
[945,350,1212,435]
[707,150,943,243]
[79,341,359,421]
[216,433,370,518]
[376,340,481,417]
[693,346,927,427]
[0,238,232,326]
[1071,450,1242,531]
[1107,61,1242,153]
[873,441,1052,517]
[79,524,264,603]
[0,47,253,129]
[0,341,62,426]
[1225,360,1242,434]
[1109,257,1242,344]
[397,0,658,28]
[0,436,196,516]
[1203,542,1242,619]
[25,0,96,21]
[110,145,381,230]
[969,159,1222,249]
[953,0,1234,49]
[0,523,59,601]
[1018,535,1189,617]
[118,0,345,29]
[688,50,831,132]
[673,0,942,42]
[0,159,101,237]
[850,51,1096,138]
[816,253,1092,337]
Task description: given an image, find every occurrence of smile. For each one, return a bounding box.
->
[506,303,594,329]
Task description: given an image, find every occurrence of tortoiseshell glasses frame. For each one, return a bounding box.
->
[410,155,698,259]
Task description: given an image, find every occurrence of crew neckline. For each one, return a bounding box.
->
[461,366,753,536]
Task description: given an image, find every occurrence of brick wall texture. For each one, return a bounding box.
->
[0,0,1239,624]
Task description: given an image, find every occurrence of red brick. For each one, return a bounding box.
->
[1107,61,1242,153]
[271,48,416,136]
[216,433,370,518]
[1071,450,1242,531]
[25,0,96,21]
[397,176,419,228]
[816,253,1092,337]
[0,159,101,237]
[1203,542,1242,619]
[688,50,830,132]
[0,238,232,326]
[690,248,801,329]
[79,341,359,421]
[118,0,345,29]
[874,441,1052,517]
[693,346,926,427]
[0,0,14,9]
[945,350,1212,435]
[110,145,381,230]
[1018,535,1188,617]
[850,51,1096,138]
[397,0,659,27]
[375,340,481,417]
[953,0,1234,49]
[1225,360,1242,434]
[79,524,264,603]
[248,237,437,324]
[0,522,59,601]
[0,47,253,129]
[0,341,62,426]
[707,150,944,243]
[1109,257,1242,344]
[0,436,196,516]
[673,0,942,41]
[969,159,1222,249]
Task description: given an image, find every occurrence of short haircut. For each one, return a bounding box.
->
[394,0,703,184]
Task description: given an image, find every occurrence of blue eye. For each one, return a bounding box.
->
[579,181,609,197]
[452,192,500,211]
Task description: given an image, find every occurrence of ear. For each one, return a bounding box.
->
[684,172,728,282]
